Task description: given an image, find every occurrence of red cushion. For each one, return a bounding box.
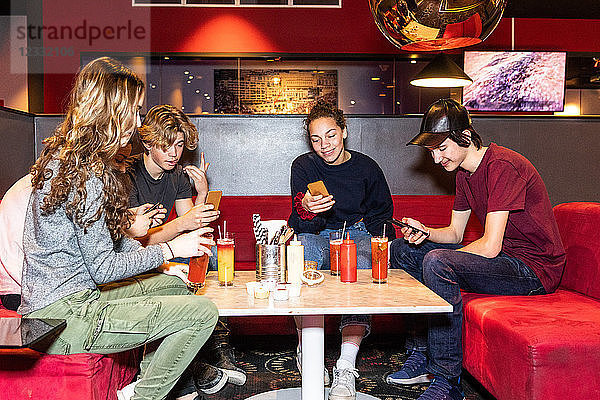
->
[554,202,600,300]
[0,349,139,400]
[463,290,600,400]
[216,196,291,266]
[0,309,139,399]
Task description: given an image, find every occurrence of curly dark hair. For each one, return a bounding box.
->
[304,100,346,134]
[30,57,144,241]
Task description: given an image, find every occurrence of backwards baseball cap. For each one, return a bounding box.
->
[407,98,472,148]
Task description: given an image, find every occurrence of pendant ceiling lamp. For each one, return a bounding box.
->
[410,53,472,87]
[369,0,507,51]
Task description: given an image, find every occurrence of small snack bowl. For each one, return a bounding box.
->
[254,285,269,299]
[246,281,259,296]
[288,283,302,297]
[273,285,289,301]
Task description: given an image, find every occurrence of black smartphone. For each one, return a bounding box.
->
[388,218,430,238]
[143,203,161,214]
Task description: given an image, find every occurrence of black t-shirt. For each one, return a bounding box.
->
[288,150,395,240]
[128,154,193,214]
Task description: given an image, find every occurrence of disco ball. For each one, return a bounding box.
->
[369,0,507,51]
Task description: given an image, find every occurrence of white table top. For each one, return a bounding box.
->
[196,270,451,316]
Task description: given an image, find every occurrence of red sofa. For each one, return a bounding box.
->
[462,202,600,400]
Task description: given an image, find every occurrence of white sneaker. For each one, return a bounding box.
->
[296,348,331,386]
[116,380,138,400]
[328,366,359,400]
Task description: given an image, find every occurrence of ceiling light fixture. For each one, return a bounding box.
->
[410,53,472,88]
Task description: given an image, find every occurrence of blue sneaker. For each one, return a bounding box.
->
[417,376,465,400]
[386,350,432,385]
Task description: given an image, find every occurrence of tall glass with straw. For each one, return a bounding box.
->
[217,221,235,286]
[371,224,389,284]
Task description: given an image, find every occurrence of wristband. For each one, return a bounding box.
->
[294,192,317,220]
[165,242,175,260]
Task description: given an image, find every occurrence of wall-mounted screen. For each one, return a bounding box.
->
[463,51,566,112]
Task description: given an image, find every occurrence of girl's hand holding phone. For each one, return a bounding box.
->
[302,190,335,214]
[127,203,167,237]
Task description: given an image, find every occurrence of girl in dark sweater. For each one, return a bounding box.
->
[288,101,395,400]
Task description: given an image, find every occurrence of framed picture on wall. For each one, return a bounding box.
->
[214,69,338,114]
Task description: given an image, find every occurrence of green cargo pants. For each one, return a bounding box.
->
[26,273,218,400]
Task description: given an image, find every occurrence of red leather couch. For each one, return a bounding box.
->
[462,202,600,400]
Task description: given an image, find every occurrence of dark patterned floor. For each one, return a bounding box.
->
[203,335,495,400]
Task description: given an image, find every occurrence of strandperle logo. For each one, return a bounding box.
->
[16,19,147,46]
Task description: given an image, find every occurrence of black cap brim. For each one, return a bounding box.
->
[406,131,450,148]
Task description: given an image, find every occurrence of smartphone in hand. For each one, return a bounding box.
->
[307,180,330,197]
[205,190,222,211]
[388,218,430,237]
[143,203,161,214]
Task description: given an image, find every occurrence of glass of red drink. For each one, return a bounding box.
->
[329,231,343,276]
[371,236,389,284]
[188,233,213,291]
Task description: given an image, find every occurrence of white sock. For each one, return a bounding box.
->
[116,380,139,400]
[336,341,360,369]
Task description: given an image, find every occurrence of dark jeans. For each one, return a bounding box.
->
[389,239,546,380]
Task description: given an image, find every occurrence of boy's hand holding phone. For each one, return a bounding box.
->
[389,217,430,244]
[180,203,220,231]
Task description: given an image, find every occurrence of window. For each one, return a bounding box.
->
[82,53,452,115]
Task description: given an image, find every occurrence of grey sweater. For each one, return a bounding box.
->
[19,160,164,315]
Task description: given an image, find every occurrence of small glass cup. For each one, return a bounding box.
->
[217,233,235,286]
[371,236,389,284]
[304,260,318,271]
[329,230,343,276]
[188,233,213,291]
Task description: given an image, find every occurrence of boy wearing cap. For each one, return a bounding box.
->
[387,99,565,400]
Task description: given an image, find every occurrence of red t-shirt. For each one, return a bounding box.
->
[453,143,566,293]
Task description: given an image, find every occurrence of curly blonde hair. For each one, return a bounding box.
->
[30,57,145,241]
[138,104,198,152]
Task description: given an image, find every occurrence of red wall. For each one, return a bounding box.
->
[41,0,600,113]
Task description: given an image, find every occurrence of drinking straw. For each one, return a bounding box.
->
[218,225,222,240]
[383,223,386,238]
[224,220,227,239]
[341,221,347,240]
[252,214,261,241]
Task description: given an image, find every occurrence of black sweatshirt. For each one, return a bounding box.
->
[288,150,395,240]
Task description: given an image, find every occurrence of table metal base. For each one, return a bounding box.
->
[246,387,380,400]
